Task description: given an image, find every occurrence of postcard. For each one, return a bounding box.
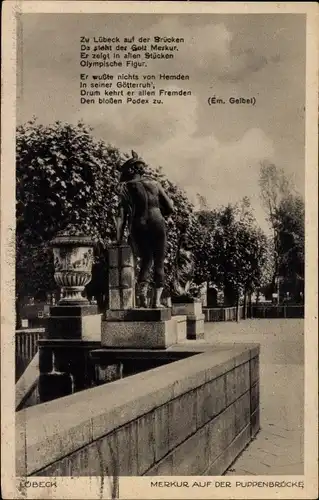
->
[1,1,318,499]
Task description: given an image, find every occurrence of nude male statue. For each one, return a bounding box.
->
[116,151,174,308]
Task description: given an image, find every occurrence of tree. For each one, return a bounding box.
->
[274,194,305,302]
[259,162,304,302]
[259,161,292,286]
[193,201,268,308]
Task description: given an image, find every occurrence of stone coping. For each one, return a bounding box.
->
[16,342,260,476]
[16,352,39,411]
[16,328,45,334]
[104,308,172,321]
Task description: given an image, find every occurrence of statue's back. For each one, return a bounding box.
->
[125,179,161,220]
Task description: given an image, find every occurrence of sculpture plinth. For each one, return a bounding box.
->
[172,299,205,340]
[108,244,135,310]
[103,244,186,349]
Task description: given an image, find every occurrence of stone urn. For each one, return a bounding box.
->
[50,224,95,305]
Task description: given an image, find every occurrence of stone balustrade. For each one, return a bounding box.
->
[16,342,260,477]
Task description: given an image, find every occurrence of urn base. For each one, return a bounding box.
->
[47,304,101,341]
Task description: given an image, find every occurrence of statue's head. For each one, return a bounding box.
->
[119,150,146,182]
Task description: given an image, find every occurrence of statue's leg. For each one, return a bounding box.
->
[152,220,166,308]
[133,228,153,308]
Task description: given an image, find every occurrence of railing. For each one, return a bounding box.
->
[203,304,304,322]
[15,328,45,381]
[203,306,246,322]
[251,305,304,319]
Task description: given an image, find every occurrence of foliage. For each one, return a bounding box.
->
[258,161,292,282]
[193,200,268,305]
[274,194,305,284]
[259,162,304,301]
[259,161,292,227]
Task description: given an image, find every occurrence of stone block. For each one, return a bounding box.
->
[115,421,138,475]
[101,318,177,349]
[250,381,259,414]
[234,391,250,435]
[225,362,250,405]
[204,355,235,383]
[50,305,98,317]
[172,301,202,317]
[221,404,236,449]
[144,455,173,475]
[172,426,209,475]
[93,432,119,477]
[47,313,101,341]
[108,246,119,268]
[168,390,197,450]
[171,315,187,342]
[120,245,134,266]
[172,368,206,401]
[187,314,205,340]
[109,268,119,288]
[204,425,250,475]
[95,364,123,384]
[137,412,156,474]
[234,349,251,367]
[207,412,224,464]
[120,267,134,288]
[250,356,259,386]
[109,289,121,310]
[104,308,171,322]
[197,376,226,427]
[121,288,134,309]
[154,404,169,462]
[81,314,102,341]
[251,407,260,437]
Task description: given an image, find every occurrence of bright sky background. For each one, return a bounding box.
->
[17,13,306,232]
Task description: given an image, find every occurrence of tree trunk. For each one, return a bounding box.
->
[243,291,247,319]
[256,289,260,305]
[224,282,237,307]
[236,292,240,323]
[248,292,252,318]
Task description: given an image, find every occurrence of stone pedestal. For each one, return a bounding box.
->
[171,315,187,343]
[108,244,135,309]
[102,308,186,349]
[47,305,102,342]
[172,300,205,340]
[39,304,102,403]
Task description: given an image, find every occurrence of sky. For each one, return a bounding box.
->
[17,13,306,232]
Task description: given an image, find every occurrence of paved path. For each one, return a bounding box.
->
[204,319,304,475]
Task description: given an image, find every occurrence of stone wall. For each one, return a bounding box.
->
[16,344,260,477]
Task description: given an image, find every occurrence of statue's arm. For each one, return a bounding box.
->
[158,183,174,216]
[115,186,130,243]
[115,205,128,244]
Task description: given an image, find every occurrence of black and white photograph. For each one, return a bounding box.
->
[1,2,318,499]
